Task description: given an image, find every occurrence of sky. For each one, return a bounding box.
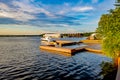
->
[0,0,115,35]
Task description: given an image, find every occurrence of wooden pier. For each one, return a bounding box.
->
[40,40,103,56]
[40,45,73,53]
[80,40,102,43]
[55,40,76,47]
[85,48,103,53]
[40,45,86,56]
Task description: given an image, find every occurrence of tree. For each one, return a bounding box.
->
[117,0,120,3]
[97,8,120,58]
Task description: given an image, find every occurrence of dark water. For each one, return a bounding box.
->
[0,37,112,80]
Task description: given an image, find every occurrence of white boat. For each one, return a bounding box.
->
[40,33,61,45]
[43,33,61,38]
[41,36,52,42]
[41,36,56,45]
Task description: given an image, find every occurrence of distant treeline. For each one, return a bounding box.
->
[0,32,94,37]
[0,35,43,37]
[61,32,94,37]
[81,32,95,37]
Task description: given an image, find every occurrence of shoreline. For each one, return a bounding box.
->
[0,35,42,37]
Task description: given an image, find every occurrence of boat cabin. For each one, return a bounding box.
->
[43,33,61,38]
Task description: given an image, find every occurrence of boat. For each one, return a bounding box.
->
[41,36,56,46]
[40,33,61,46]
[41,36,52,42]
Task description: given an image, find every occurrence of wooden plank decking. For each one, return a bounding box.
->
[80,40,102,43]
[40,40,103,55]
[55,40,76,47]
[85,48,103,53]
[40,45,73,53]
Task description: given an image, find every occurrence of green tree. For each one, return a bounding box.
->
[117,0,120,3]
[97,8,120,58]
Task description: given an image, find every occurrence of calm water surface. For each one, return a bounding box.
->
[0,37,111,80]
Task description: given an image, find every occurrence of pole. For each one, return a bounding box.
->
[116,57,120,80]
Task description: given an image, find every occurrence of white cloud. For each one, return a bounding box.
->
[0,2,35,21]
[72,6,94,12]
[56,3,71,15]
[0,3,9,10]
[0,1,54,21]
[92,0,99,3]
[0,3,35,21]
[57,3,94,15]
[13,1,54,17]
[45,23,69,27]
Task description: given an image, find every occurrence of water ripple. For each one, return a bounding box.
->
[0,37,112,80]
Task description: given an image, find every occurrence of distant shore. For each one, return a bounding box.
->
[0,35,42,37]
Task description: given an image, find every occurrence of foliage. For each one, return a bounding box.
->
[95,33,103,40]
[81,32,95,37]
[99,61,117,80]
[61,32,94,37]
[117,0,120,3]
[96,8,120,58]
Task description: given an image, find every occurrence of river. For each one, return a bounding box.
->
[0,37,112,80]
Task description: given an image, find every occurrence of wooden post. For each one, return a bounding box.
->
[116,57,120,80]
[59,43,62,47]
[114,57,119,67]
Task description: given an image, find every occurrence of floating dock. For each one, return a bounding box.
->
[40,45,85,56]
[40,40,103,56]
[80,40,102,43]
[55,40,76,47]
[42,40,76,47]
[40,45,73,53]
[85,48,103,53]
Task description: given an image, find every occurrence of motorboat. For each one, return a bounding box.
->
[41,36,56,45]
[40,33,61,46]
[41,36,52,42]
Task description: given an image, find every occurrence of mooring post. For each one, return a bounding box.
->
[116,57,120,80]
[59,43,62,47]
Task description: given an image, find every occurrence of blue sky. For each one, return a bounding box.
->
[0,0,115,35]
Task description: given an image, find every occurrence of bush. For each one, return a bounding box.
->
[96,8,120,58]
